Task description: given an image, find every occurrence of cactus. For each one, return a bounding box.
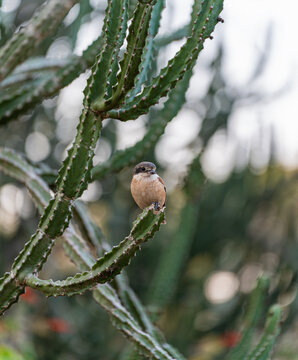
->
[227,276,270,360]
[226,277,282,360]
[0,0,227,357]
[0,36,103,125]
[0,0,82,81]
[0,147,179,360]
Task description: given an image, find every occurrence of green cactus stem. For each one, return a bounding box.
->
[0,35,103,125]
[0,0,81,81]
[245,304,282,360]
[227,276,270,360]
[0,147,177,360]
[104,0,224,121]
[25,206,165,297]
[92,67,193,180]
[93,0,158,111]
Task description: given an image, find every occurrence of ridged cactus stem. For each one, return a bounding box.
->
[0,0,81,81]
[0,109,102,314]
[0,148,176,360]
[25,206,165,297]
[0,35,103,125]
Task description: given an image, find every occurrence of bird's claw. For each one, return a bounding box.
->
[153,202,161,211]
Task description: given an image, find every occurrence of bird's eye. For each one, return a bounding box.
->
[141,167,145,172]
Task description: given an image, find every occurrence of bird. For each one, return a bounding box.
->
[131,161,166,213]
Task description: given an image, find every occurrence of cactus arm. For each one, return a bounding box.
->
[227,276,270,360]
[92,284,174,360]
[0,0,81,81]
[93,0,158,111]
[0,36,103,125]
[87,0,128,107]
[92,67,193,180]
[0,103,99,313]
[105,0,224,121]
[104,0,129,99]
[126,0,165,102]
[73,200,186,359]
[64,226,173,360]
[0,0,120,311]
[25,206,165,297]
[0,57,69,88]
[0,147,176,360]
[245,305,282,360]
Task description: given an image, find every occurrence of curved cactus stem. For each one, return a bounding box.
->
[0,27,104,313]
[92,67,193,180]
[0,0,80,81]
[93,0,158,111]
[227,276,270,360]
[0,57,69,88]
[245,304,282,360]
[92,284,174,360]
[25,207,165,297]
[0,147,179,360]
[105,0,224,121]
[73,200,180,356]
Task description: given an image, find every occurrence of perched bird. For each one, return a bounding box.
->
[131,161,166,212]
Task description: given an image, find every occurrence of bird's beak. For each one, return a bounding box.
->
[149,170,156,175]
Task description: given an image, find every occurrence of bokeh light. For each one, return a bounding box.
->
[204,271,239,304]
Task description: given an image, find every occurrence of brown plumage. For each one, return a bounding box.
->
[131,161,166,212]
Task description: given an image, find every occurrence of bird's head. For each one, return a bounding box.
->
[133,161,156,176]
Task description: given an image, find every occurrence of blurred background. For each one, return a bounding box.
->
[0,0,298,359]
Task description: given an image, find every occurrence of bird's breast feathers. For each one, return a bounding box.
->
[131,173,166,209]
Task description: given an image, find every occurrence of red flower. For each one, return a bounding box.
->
[20,287,39,304]
[221,331,241,348]
[47,317,72,334]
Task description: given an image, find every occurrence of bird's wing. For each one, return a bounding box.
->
[158,176,166,192]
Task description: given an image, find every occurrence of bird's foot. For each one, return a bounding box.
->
[153,202,161,212]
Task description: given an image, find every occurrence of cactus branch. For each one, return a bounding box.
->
[0,147,177,360]
[126,0,165,102]
[245,304,282,360]
[105,0,224,121]
[93,0,158,111]
[227,276,270,360]
[86,0,129,107]
[0,35,103,125]
[92,67,193,180]
[0,0,81,81]
[25,206,164,297]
